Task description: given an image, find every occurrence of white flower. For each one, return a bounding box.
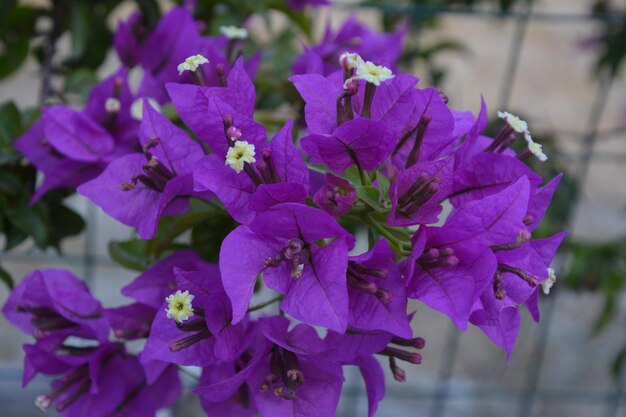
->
[130,97,161,121]
[177,54,209,75]
[339,52,363,70]
[225,140,256,173]
[165,290,195,323]
[35,395,52,411]
[497,111,529,134]
[542,268,557,295]
[524,133,548,162]
[105,97,121,113]
[220,25,248,40]
[355,60,394,86]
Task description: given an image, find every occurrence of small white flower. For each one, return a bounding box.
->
[355,60,394,86]
[339,52,363,70]
[225,140,256,173]
[542,268,557,295]
[130,97,161,121]
[165,290,195,323]
[497,111,529,134]
[177,54,209,75]
[35,395,52,411]
[105,97,121,113]
[524,133,548,162]
[220,25,248,40]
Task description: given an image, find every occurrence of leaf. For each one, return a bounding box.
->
[376,171,390,200]
[109,239,153,272]
[343,166,362,186]
[356,186,383,212]
[47,204,85,249]
[0,6,37,80]
[0,262,13,290]
[0,101,21,146]
[611,345,626,378]
[6,204,48,248]
[151,209,221,257]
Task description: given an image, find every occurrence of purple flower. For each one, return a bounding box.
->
[292,17,406,76]
[78,103,209,239]
[401,177,534,330]
[166,57,257,151]
[14,69,140,202]
[197,316,344,417]
[347,240,413,338]
[391,86,457,168]
[136,7,259,102]
[141,265,248,374]
[313,173,357,217]
[387,157,453,226]
[288,0,329,10]
[450,152,542,207]
[13,120,105,202]
[220,203,355,331]
[193,119,309,224]
[24,342,180,417]
[121,249,207,309]
[2,269,109,345]
[301,117,394,173]
[113,11,143,68]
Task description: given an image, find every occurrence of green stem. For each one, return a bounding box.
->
[247,295,283,313]
[363,214,411,254]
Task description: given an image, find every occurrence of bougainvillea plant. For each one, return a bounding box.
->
[2,2,565,416]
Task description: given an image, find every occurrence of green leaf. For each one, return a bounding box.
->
[611,345,626,378]
[47,204,85,249]
[376,171,391,199]
[109,239,153,272]
[356,186,383,211]
[64,69,99,100]
[6,204,48,248]
[0,101,22,146]
[69,2,93,60]
[151,209,222,257]
[0,6,37,80]
[0,262,13,290]
[343,166,362,186]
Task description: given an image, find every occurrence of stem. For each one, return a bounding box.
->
[363,214,411,254]
[247,295,283,313]
[40,0,64,105]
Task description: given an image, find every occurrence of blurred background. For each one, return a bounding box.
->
[0,0,625,416]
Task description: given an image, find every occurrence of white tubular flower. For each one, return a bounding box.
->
[165,290,195,323]
[220,25,248,40]
[35,395,52,411]
[177,54,209,75]
[225,140,256,173]
[339,52,363,70]
[542,268,557,295]
[497,111,529,134]
[524,133,548,162]
[354,60,394,86]
[105,97,121,113]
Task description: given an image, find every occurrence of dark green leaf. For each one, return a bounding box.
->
[0,262,13,290]
[0,101,22,146]
[6,204,48,248]
[109,239,153,272]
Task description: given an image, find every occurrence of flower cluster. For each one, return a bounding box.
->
[4,5,565,417]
